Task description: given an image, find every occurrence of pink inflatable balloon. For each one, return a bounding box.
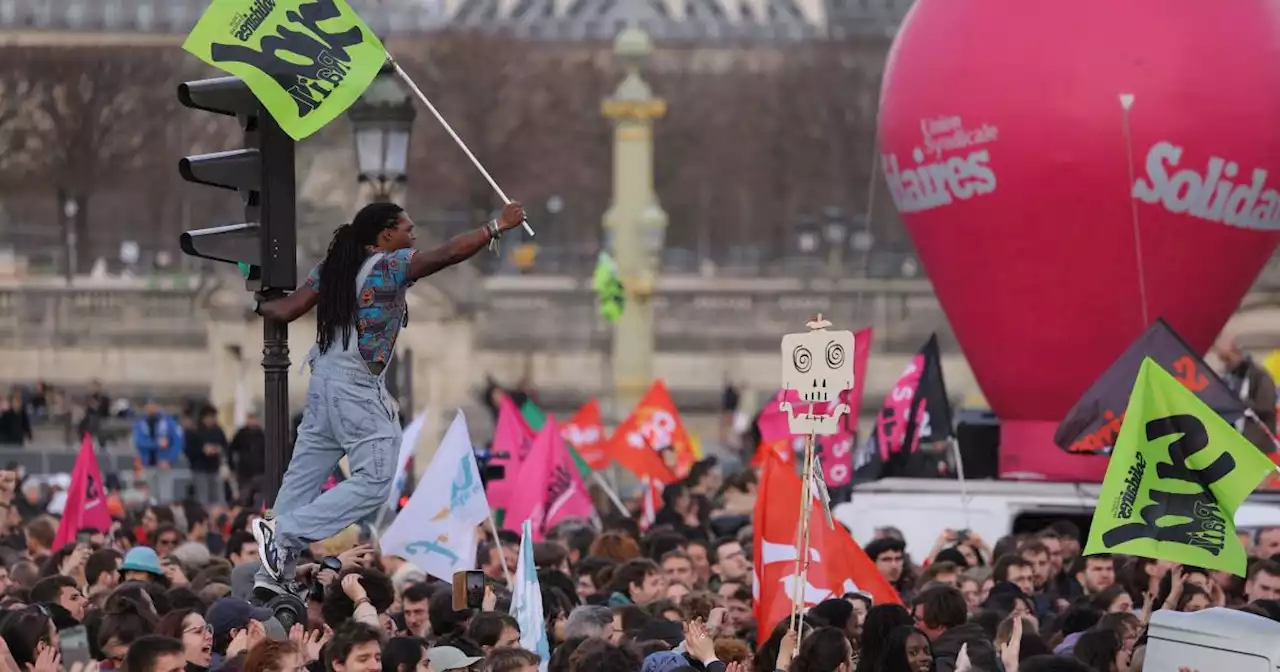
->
[878,0,1280,480]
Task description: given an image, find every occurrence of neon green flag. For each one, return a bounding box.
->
[183,0,386,140]
[520,400,592,480]
[1084,357,1277,575]
[592,252,625,323]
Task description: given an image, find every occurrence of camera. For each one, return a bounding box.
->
[309,555,343,603]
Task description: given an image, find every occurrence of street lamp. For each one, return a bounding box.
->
[796,215,820,255]
[823,206,847,276]
[850,215,874,277]
[348,64,416,200]
[59,190,80,283]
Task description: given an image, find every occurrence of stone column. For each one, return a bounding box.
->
[601,24,668,415]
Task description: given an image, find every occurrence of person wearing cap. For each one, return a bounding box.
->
[426,646,482,672]
[207,597,275,668]
[120,547,168,586]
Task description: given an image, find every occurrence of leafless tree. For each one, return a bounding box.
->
[0,46,185,267]
[392,34,547,220]
[0,67,35,187]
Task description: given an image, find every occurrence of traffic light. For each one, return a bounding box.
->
[177,76,297,292]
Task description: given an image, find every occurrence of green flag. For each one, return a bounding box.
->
[1084,357,1277,575]
[183,0,386,140]
[520,400,592,480]
[592,252,625,323]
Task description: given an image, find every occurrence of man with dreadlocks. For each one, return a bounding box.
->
[249,199,526,597]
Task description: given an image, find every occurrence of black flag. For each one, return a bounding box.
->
[1054,317,1244,455]
[853,335,955,481]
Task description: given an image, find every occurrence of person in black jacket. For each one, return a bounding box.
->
[184,406,226,506]
[913,584,998,672]
[0,393,31,446]
[1215,335,1279,453]
[227,411,266,507]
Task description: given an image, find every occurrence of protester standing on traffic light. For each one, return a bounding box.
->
[249,199,526,597]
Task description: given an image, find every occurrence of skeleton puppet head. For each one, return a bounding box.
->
[779,317,856,435]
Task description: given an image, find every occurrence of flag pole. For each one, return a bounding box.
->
[798,430,818,640]
[949,438,973,530]
[386,54,534,237]
[591,472,631,518]
[790,430,817,634]
[487,515,514,588]
[1244,409,1280,451]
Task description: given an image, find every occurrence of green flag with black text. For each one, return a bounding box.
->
[1084,357,1277,575]
[592,252,625,323]
[183,0,386,140]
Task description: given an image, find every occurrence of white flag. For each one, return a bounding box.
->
[510,519,550,671]
[380,411,490,581]
[387,409,430,511]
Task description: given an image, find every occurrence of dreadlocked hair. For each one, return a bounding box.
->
[316,201,404,353]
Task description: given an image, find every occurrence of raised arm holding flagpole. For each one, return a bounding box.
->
[180,0,533,599]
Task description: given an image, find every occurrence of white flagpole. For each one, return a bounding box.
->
[949,438,973,531]
[487,515,514,588]
[591,472,631,518]
[387,54,534,237]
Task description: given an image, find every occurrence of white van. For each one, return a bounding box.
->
[1146,607,1280,670]
[832,479,1280,556]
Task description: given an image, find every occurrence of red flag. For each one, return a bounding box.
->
[750,440,792,468]
[607,381,688,483]
[562,400,610,470]
[756,328,872,487]
[752,448,899,630]
[53,435,112,549]
[504,418,595,539]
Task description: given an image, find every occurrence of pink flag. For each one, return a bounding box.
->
[504,417,595,540]
[755,327,873,488]
[503,418,556,539]
[544,418,596,530]
[53,435,112,549]
[486,397,535,511]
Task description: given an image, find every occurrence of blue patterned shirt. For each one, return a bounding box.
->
[305,249,416,364]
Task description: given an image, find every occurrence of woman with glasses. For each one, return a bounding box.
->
[157,609,214,672]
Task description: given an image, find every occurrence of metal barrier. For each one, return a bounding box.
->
[0,443,191,487]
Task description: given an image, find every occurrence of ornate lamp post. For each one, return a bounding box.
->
[602,24,668,415]
[58,190,80,283]
[348,64,416,201]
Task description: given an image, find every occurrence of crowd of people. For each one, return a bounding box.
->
[0,445,1250,672]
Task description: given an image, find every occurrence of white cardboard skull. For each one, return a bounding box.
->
[779,317,856,436]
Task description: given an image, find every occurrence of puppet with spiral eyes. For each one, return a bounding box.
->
[778,315,857,437]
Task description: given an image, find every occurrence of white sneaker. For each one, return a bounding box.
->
[252,516,284,581]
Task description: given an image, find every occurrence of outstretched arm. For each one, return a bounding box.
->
[258,286,319,323]
[408,202,526,281]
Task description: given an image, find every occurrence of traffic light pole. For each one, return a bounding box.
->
[262,297,292,505]
[256,110,297,508]
[176,76,297,507]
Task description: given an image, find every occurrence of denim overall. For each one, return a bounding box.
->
[257,252,403,587]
